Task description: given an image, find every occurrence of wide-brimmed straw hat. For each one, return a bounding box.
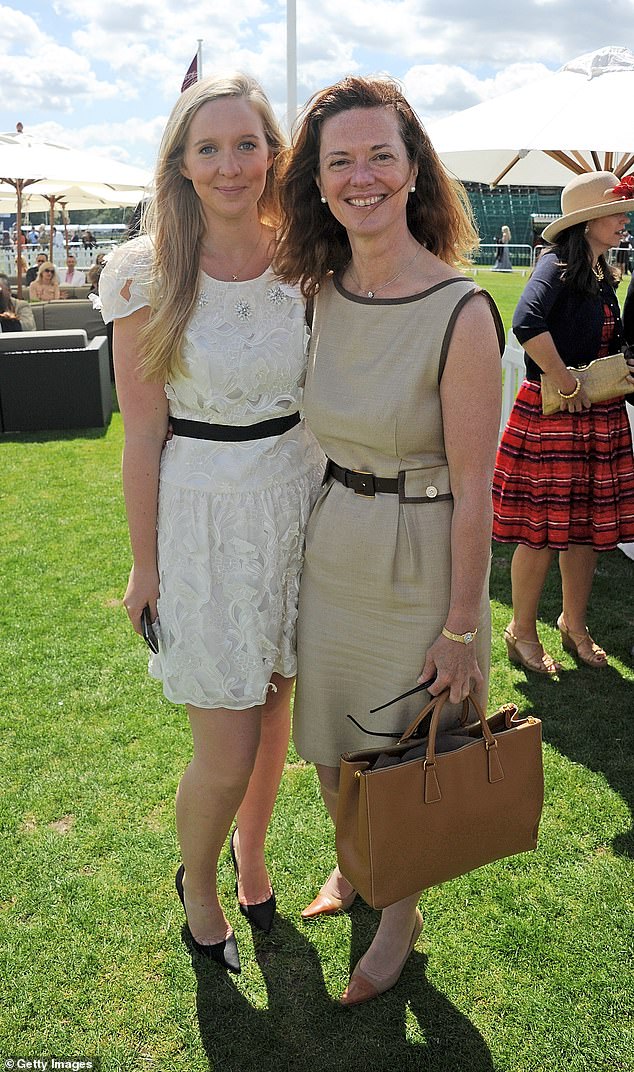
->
[542,171,634,243]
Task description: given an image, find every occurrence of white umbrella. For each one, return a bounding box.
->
[0,181,146,210]
[427,46,634,187]
[0,130,149,293]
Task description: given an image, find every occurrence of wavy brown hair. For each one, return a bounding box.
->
[139,73,286,381]
[274,76,478,297]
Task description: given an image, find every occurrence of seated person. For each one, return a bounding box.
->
[25,253,48,286]
[85,262,103,295]
[61,254,85,287]
[0,273,36,331]
[29,262,61,302]
[0,289,23,332]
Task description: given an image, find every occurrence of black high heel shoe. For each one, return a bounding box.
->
[175,865,241,974]
[229,829,276,934]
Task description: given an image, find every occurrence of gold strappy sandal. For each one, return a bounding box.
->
[557,616,608,669]
[503,627,562,675]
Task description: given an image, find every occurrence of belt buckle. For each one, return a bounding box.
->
[350,470,375,496]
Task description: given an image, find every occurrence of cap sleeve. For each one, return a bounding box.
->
[99,235,154,323]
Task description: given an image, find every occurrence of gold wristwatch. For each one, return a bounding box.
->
[441,626,478,645]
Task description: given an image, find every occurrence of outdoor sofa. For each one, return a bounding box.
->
[0,328,112,434]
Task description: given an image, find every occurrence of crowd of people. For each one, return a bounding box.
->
[96,70,633,1009]
[2,223,99,251]
[0,248,109,331]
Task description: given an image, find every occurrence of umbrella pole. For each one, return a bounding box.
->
[616,154,634,178]
[16,180,23,299]
[48,196,55,264]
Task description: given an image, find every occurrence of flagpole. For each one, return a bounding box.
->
[286,0,297,135]
[197,39,203,80]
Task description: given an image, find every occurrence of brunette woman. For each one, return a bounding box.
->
[494,172,634,672]
[276,76,503,1005]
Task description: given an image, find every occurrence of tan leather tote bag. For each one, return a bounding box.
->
[336,690,544,909]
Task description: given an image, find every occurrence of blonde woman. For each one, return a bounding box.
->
[99,74,323,973]
[28,262,60,301]
[493,225,512,272]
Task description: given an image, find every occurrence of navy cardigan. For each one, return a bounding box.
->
[512,251,624,381]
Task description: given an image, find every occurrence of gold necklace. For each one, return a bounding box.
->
[592,262,604,281]
[347,244,423,298]
[201,228,266,281]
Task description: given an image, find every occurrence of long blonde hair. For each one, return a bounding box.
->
[139,73,286,381]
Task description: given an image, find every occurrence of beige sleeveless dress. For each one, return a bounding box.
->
[293,275,501,767]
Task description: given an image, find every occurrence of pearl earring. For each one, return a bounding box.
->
[409,186,416,193]
[320,196,327,203]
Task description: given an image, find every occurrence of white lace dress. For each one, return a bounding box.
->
[100,236,325,709]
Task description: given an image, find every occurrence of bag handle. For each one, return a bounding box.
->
[397,688,470,741]
[400,690,504,801]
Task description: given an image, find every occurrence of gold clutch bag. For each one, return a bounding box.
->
[541,352,634,415]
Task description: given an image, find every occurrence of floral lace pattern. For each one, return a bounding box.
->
[100,237,325,708]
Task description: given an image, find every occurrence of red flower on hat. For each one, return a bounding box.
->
[612,175,634,199]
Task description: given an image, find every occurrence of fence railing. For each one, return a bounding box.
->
[472,244,534,269]
[0,240,119,278]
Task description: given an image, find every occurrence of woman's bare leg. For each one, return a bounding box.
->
[509,543,555,641]
[306,763,355,902]
[559,544,598,633]
[175,704,262,944]
[233,673,293,904]
[315,763,419,981]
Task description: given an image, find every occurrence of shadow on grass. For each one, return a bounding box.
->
[0,423,111,443]
[491,545,634,858]
[513,664,633,857]
[190,913,494,1072]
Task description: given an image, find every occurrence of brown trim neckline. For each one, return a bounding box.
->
[332,273,474,305]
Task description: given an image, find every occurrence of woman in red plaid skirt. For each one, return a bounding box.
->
[493,172,634,672]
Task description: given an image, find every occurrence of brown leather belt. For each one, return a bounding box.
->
[324,458,454,503]
[325,459,399,496]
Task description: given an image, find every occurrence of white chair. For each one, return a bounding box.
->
[499,330,524,439]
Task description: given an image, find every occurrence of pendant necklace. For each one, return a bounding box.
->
[201,228,265,281]
[592,262,604,282]
[347,243,423,298]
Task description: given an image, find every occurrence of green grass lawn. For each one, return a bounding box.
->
[467,264,632,336]
[1,283,633,1071]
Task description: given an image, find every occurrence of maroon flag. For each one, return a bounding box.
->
[181,54,198,93]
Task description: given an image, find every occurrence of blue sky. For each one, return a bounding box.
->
[0,1,630,177]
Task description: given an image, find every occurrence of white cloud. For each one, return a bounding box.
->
[403,61,553,120]
[0,4,128,114]
[3,1,632,172]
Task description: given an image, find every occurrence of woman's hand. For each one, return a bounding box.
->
[123,564,160,635]
[557,373,591,413]
[418,634,483,704]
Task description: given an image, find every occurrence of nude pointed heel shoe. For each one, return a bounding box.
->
[301,869,357,920]
[339,909,423,1007]
[175,865,241,973]
[557,615,608,668]
[503,626,562,675]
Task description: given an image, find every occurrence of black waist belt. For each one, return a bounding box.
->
[170,412,300,442]
[325,458,399,496]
